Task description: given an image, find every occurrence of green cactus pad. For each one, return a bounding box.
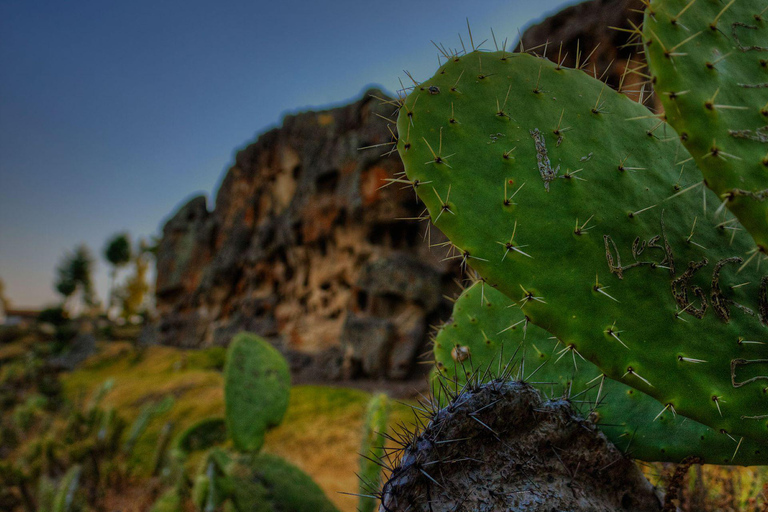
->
[397,49,768,442]
[236,453,339,512]
[224,333,290,453]
[435,282,768,464]
[358,393,390,512]
[644,0,768,249]
[193,450,338,512]
[173,417,227,454]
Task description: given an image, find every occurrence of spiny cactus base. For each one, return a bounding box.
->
[380,380,663,511]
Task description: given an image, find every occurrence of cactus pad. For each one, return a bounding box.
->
[434,282,768,464]
[644,0,768,248]
[397,49,768,441]
[359,393,390,512]
[224,333,290,453]
[193,450,338,512]
[173,417,227,454]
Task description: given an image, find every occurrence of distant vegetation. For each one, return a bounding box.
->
[0,327,407,511]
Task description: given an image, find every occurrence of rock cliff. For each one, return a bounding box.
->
[153,0,645,380]
[154,89,458,379]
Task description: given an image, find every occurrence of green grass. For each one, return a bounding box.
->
[60,342,414,512]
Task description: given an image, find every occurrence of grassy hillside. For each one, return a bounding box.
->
[59,342,414,511]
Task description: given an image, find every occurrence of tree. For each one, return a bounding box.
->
[54,245,96,316]
[0,278,9,324]
[103,233,132,317]
[120,251,150,319]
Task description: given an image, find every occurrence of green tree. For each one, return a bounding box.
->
[54,245,96,315]
[103,233,132,316]
[0,278,9,323]
[119,251,150,319]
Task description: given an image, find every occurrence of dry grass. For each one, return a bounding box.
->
[59,342,415,512]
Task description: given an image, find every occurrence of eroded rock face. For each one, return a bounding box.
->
[154,0,651,380]
[380,380,663,511]
[154,89,458,379]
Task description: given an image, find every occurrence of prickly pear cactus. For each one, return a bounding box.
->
[644,0,768,248]
[397,49,768,442]
[192,449,338,512]
[224,333,290,453]
[358,393,390,512]
[174,417,227,454]
[435,281,768,464]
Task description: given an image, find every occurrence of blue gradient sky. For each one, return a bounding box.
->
[0,0,573,308]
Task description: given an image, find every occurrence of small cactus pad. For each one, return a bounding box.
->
[193,450,339,512]
[434,282,768,464]
[644,0,768,249]
[173,417,227,454]
[224,333,290,453]
[397,50,768,441]
[359,393,390,512]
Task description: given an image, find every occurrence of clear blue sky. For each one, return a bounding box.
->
[0,0,574,308]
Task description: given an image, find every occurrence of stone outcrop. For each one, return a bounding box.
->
[154,89,459,379]
[380,380,663,511]
[153,0,652,380]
